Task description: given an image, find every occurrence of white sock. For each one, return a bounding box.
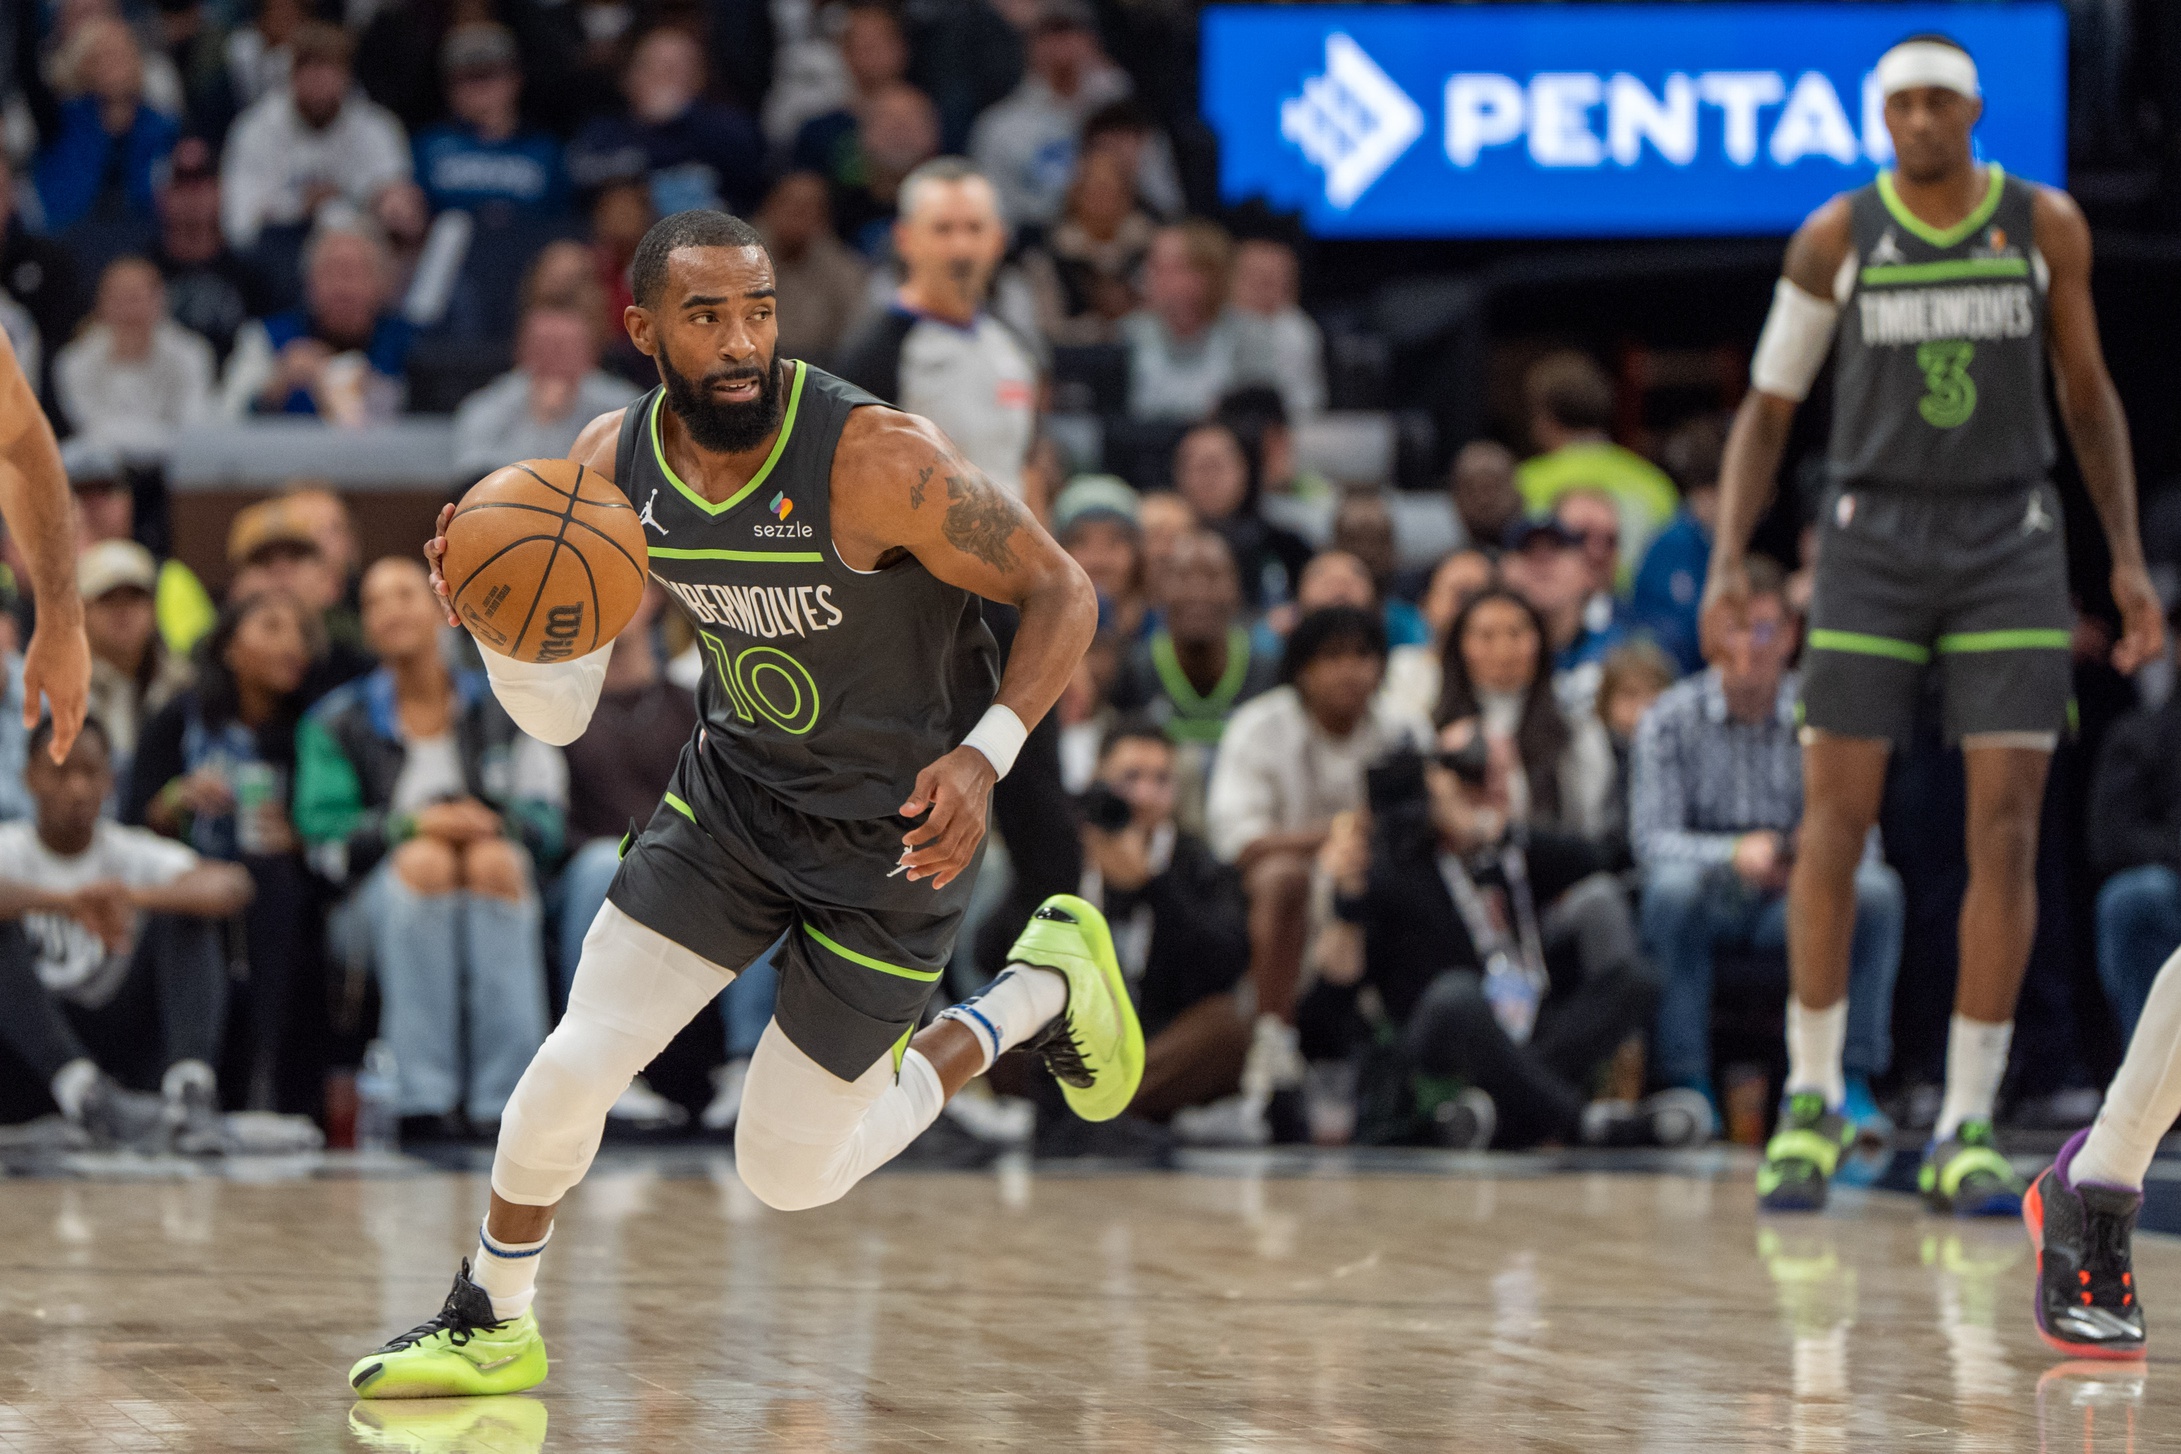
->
[937,965,1068,1074]
[1933,1015,2013,1141]
[51,1058,99,1122]
[2071,946,2181,1191]
[161,1059,215,1102]
[473,1221,551,1320]
[1783,998,1848,1109]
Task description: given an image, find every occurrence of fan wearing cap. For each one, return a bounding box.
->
[1707,34,2164,1216]
[1498,516,1628,690]
[412,25,568,223]
[225,499,375,702]
[62,438,216,659]
[80,539,193,791]
[1051,475,1150,642]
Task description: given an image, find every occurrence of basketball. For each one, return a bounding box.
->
[441,459,649,663]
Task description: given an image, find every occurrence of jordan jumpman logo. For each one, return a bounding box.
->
[639,488,668,536]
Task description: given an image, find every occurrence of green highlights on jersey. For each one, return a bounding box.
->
[1006,895,1144,1123]
[1878,163,2005,249]
[1807,629,1930,665]
[1150,627,1254,744]
[1935,628,2072,653]
[663,792,696,822]
[348,1309,547,1400]
[803,924,943,982]
[700,633,823,735]
[1860,256,2030,287]
[648,360,808,517]
[1916,339,1978,428]
[649,546,825,563]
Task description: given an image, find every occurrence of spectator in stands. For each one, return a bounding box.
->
[0,149,83,387]
[837,159,1038,505]
[566,27,764,220]
[80,540,194,793]
[1252,550,1374,658]
[1137,489,1195,585]
[152,138,269,364]
[1312,749,1689,1149]
[1382,548,1493,725]
[34,17,178,269]
[224,501,375,698]
[1171,421,1311,611]
[1499,516,1627,685]
[1227,238,1324,422]
[1435,586,1615,840]
[0,718,252,1150]
[791,2,912,238]
[1594,640,1678,851]
[1205,606,1431,1142]
[1024,149,1153,345]
[1631,413,1726,676]
[55,256,214,465]
[583,183,653,383]
[453,305,641,478]
[296,557,562,1137]
[220,23,410,254]
[1333,491,1427,647]
[277,484,363,622]
[412,24,567,223]
[1515,350,1676,574]
[1053,475,1149,641]
[1122,222,1239,422]
[1218,386,1335,548]
[127,591,323,1113]
[224,0,305,112]
[2089,648,2181,1039]
[836,84,945,256]
[1449,440,1522,554]
[1554,488,1623,601]
[150,0,237,145]
[757,172,870,368]
[222,217,412,423]
[1078,98,1184,220]
[969,0,1131,228]
[62,439,216,658]
[1632,557,1900,1124]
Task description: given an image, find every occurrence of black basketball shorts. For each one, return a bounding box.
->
[1801,481,2073,747]
[605,748,982,1081]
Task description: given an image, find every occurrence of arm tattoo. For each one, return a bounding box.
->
[941,466,1023,573]
[910,465,931,510]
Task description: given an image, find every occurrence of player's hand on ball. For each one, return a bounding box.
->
[898,746,996,890]
[424,503,460,627]
[2110,562,2166,675]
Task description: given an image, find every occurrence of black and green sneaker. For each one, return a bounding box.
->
[1757,1092,1856,1212]
[1920,1119,2026,1216]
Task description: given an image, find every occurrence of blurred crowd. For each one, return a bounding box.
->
[0,0,2171,1157]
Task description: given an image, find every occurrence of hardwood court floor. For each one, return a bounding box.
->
[0,1149,2172,1452]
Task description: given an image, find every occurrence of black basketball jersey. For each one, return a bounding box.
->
[613,359,1000,820]
[1827,164,2055,493]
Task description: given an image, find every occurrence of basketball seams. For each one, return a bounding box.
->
[446,460,648,662]
[449,501,646,580]
[505,473,584,658]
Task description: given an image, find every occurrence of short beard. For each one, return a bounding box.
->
[659,350,785,455]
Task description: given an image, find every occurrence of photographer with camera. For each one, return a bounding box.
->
[1310,734,1702,1149]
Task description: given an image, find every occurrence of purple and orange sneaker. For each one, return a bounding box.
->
[2024,1127,2147,1361]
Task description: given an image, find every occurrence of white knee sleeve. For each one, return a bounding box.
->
[492,902,733,1206]
[734,1022,944,1212]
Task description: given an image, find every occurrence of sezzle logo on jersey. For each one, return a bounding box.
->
[660,577,842,638]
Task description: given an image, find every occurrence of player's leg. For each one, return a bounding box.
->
[2022,945,2181,1358]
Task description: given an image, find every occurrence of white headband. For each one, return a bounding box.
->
[1876,41,1980,99]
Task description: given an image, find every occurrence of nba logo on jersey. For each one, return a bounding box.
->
[770,491,793,522]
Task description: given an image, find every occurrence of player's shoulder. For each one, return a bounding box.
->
[570,404,635,481]
[834,400,944,478]
[2027,182,2090,249]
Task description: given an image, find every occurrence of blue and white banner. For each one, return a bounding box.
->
[1202,4,2065,238]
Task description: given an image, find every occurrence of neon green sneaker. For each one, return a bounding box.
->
[1919,1120,2026,1216]
[1757,1092,1856,1212]
[348,1395,548,1452]
[348,1262,548,1399]
[1006,895,1144,1122]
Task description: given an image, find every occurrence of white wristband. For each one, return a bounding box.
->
[961,704,1028,779]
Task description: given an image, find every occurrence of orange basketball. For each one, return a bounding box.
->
[442,459,649,663]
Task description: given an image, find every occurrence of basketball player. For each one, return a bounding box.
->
[0,329,92,763]
[347,210,1130,1399]
[1702,35,2164,1214]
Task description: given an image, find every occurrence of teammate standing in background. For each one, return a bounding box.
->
[0,329,93,763]
[1702,35,2164,1213]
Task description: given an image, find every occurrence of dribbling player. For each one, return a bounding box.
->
[1702,35,2164,1213]
[347,208,1135,1398]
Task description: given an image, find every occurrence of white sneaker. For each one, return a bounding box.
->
[607,1075,686,1129]
[1240,1015,1305,1100]
[941,1084,1036,1144]
[1171,1092,1272,1147]
[701,1060,748,1132]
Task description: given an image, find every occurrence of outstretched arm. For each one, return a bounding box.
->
[1703,196,1850,659]
[2037,186,2164,674]
[833,408,1098,889]
[0,330,88,762]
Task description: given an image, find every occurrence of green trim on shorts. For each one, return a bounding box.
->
[889,1023,914,1074]
[803,924,943,982]
[1807,628,1931,665]
[662,792,696,821]
[1934,629,2073,653]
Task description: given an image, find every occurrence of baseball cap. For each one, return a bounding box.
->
[77,539,157,601]
[442,23,519,78]
[60,436,123,489]
[1501,515,1581,553]
[228,500,322,566]
[1050,474,1141,539]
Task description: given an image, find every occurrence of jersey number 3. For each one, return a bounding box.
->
[1915,340,1978,429]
